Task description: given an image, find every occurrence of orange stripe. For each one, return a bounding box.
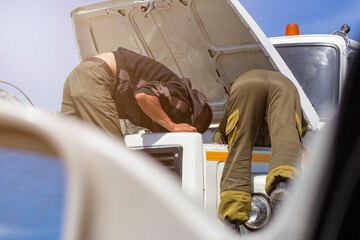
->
[206,151,270,163]
[252,154,271,163]
[206,151,306,164]
[205,151,228,161]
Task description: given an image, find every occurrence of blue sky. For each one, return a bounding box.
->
[242,0,360,38]
[0,0,359,113]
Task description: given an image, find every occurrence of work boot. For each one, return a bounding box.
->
[228,220,241,234]
[270,181,291,215]
[222,217,242,234]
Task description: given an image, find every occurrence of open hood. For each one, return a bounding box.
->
[71,0,319,128]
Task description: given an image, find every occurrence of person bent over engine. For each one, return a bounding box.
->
[213,69,308,228]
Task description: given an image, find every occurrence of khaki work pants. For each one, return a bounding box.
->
[214,70,305,223]
[61,60,124,139]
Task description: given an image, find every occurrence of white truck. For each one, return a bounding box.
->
[69,0,359,231]
[0,1,359,238]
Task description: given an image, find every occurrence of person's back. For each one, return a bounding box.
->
[112,47,193,132]
[61,48,212,139]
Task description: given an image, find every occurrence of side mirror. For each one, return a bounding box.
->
[0,147,66,240]
[0,105,231,240]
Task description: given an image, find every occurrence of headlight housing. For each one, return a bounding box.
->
[244,193,271,230]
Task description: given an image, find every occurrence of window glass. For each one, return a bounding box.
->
[347,48,359,70]
[0,148,66,240]
[276,45,338,119]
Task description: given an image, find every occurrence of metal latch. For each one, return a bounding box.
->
[139,0,174,17]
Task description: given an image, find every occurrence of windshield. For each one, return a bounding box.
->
[275,45,339,119]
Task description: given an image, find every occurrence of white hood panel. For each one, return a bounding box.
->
[71,0,319,127]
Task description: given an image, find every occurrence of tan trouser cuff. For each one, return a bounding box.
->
[218,190,251,223]
[265,166,300,195]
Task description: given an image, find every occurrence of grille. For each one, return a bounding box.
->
[133,145,183,178]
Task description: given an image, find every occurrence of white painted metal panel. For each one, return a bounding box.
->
[125,132,205,207]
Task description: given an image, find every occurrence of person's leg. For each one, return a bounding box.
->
[264,71,302,203]
[218,70,268,224]
[61,61,124,140]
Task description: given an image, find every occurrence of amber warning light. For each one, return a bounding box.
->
[285,24,300,36]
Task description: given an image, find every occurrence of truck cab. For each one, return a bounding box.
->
[271,33,359,119]
[270,32,359,148]
[69,0,319,230]
[1,1,359,238]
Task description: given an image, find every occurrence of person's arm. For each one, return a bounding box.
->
[135,92,196,132]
